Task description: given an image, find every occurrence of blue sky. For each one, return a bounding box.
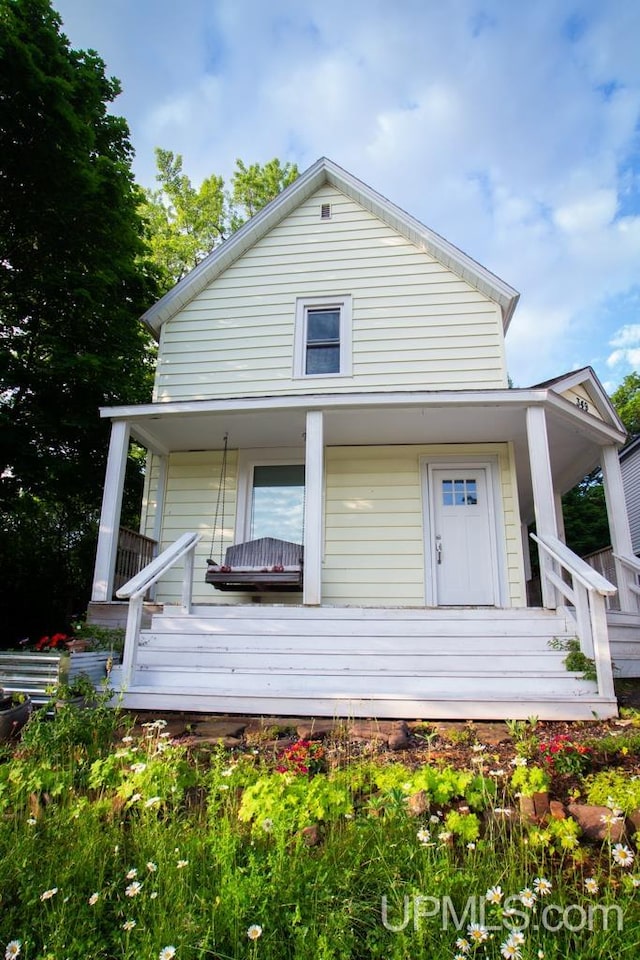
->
[53,0,640,392]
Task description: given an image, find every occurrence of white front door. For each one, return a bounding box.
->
[428,465,498,606]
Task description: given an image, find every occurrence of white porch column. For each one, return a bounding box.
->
[526,406,559,609]
[303,410,324,606]
[91,420,130,602]
[601,444,637,611]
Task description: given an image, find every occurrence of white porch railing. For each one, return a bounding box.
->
[613,552,640,609]
[583,546,640,613]
[116,532,201,687]
[531,532,617,699]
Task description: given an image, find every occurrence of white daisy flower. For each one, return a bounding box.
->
[122,919,136,931]
[584,877,599,894]
[247,924,263,940]
[533,877,552,896]
[5,941,21,959]
[40,888,58,901]
[125,881,142,897]
[88,892,99,905]
[467,923,489,943]
[612,844,635,868]
[485,885,503,904]
[158,948,176,960]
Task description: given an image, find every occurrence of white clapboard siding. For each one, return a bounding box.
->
[144,443,525,608]
[608,611,640,677]
[323,444,524,608]
[620,442,640,555]
[153,184,507,402]
[109,605,617,720]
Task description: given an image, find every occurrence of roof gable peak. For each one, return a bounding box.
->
[141,157,519,336]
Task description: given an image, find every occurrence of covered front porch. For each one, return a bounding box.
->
[89,379,640,719]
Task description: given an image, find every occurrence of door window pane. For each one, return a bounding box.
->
[441,477,478,506]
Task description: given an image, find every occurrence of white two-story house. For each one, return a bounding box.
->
[89,158,640,719]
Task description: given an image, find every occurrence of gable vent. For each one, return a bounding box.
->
[320,203,331,220]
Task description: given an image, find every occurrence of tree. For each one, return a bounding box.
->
[562,471,610,557]
[0,0,159,642]
[611,372,640,437]
[140,150,299,290]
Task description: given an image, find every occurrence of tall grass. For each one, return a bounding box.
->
[0,708,638,959]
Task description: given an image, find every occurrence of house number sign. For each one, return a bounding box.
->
[575,397,589,412]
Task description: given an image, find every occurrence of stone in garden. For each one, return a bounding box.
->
[406,790,429,816]
[533,792,550,819]
[567,804,626,842]
[388,728,410,751]
[296,720,338,740]
[518,796,537,823]
[349,720,397,741]
[549,800,567,819]
[302,824,320,846]
[628,809,640,836]
[194,719,248,739]
[475,722,512,746]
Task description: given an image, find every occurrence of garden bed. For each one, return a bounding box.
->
[1,694,639,958]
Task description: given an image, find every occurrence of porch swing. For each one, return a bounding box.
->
[204,435,304,592]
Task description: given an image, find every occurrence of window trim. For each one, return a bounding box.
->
[236,448,306,544]
[293,294,352,379]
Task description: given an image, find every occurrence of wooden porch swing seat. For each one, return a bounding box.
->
[205,537,304,592]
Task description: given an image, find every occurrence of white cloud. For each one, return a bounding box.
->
[52,0,640,391]
[553,190,617,233]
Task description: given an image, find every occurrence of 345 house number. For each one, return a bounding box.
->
[575,397,589,412]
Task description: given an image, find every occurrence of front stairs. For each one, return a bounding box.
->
[109,605,618,720]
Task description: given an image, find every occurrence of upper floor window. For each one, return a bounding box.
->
[294,295,352,378]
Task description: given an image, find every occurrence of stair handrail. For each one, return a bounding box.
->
[117,531,201,687]
[530,532,616,700]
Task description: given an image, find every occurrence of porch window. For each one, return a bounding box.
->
[250,464,305,543]
[294,295,352,378]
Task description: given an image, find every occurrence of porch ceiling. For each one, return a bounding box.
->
[103,389,625,527]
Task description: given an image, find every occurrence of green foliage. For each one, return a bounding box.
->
[546,815,582,850]
[140,150,299,290]
[70,619,125,654]
[549,637,597,682]
[443,809,481,842]
[509,764,551,797]
[0,0,159,643]
[0,725,639,958]
[238,770,354,830]
[561,471,610,556]
[611,372,640,436]
[584,769,640,814]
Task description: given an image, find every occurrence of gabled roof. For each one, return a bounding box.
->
[141,157,520,337]
[620,433,640,463]
[532,366,627,433]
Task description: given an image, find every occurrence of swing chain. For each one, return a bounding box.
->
[208,433,228,564]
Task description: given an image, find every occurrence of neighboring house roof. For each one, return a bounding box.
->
[620,433,640,463]
[530,366,627,434]
[141,157,520,337]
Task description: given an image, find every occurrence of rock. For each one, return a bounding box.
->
[628,809,640,836]
[388,729,410,751]
[301,824,321,846]
[406,790,429,817]
[194,719,247,739]
[533,792,550,819]
[349,720,397,741]
[296,720,339,740]
[475,722,513,746]
[519,796,537,822]
[549,800,567,819]
[567,804,626,842]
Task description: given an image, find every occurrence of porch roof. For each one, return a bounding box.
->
[101,386,626,525]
